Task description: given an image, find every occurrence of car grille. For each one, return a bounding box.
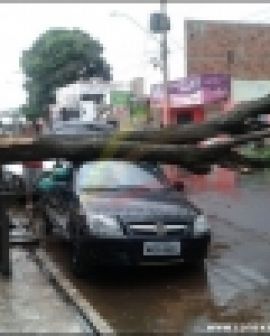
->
[127,221,188,236]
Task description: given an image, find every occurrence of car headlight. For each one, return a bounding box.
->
[194,214,209,236]
[87,214,123,237]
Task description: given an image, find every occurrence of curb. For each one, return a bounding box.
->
[31,248,114,335]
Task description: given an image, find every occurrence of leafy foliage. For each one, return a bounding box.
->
[20,28,112,120]
[241,144,270,159]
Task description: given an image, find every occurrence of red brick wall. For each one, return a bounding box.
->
[185,20,270,80]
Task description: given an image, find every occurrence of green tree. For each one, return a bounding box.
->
[20,28,112,120]
[20,104,38,122]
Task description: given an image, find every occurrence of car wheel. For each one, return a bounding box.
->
[71,243,87,278]
[45,220,53,235]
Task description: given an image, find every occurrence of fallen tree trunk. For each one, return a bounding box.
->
[106,94,270,144]
[0,129,269,166]
[0,94,270,167]
[199,128,270,150]
[8,93,270,150]
[0,136,230,165]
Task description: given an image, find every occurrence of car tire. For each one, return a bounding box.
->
[184,258,205,271]
[45,220,53,235]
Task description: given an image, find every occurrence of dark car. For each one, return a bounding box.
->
[39,160,210,277]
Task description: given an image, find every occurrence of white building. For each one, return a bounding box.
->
[231,79,270,124]
[52,78,130,124]
[231,80,270,104]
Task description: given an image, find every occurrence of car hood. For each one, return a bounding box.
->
[79,190,199,222]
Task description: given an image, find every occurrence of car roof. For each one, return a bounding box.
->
[52,120,114,129]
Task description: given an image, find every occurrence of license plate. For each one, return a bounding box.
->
[143,242,181,256]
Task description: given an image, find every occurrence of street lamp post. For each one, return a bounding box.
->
[110,10,170,72]
[160,0,169,126]
[111,6,171,127]
[110,10,160,43]
[150,1,170,126]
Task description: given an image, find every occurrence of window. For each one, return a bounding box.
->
[177,111,193,125]
[61,108,80,121]
[80,93,103,104]
[227,50,235,65]
[76,161,166,190]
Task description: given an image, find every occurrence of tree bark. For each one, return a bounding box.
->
[0,93,270,167]
[111,94,270,144]
[0,129,268,166]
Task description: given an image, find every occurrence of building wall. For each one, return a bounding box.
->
[231,80,270,140]
[185,20,270,80]
[130,77,144,97]
[52,79,131,124]
[232,80,270,103]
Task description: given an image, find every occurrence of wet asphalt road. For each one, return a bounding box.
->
[0,248,90,333]
[37,169,270,334]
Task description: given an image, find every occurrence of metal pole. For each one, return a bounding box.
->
[160,0,169,126]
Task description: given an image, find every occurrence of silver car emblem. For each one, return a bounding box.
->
[156,222,166,236]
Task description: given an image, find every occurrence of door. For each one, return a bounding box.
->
[176,111,193,125]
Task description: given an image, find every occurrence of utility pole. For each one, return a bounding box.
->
[160,0,169,126]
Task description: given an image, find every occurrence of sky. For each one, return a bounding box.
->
[1,3,270,111]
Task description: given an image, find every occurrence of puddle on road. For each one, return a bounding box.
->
[43,241,269,334]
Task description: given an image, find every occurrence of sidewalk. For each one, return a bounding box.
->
[0,247,91,333]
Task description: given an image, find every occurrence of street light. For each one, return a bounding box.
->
[110,10,165,71]
[110,10,160,43]
[110,10,183,54]
[160,0,169,126]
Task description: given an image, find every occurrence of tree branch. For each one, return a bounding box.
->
[117,94,270,144]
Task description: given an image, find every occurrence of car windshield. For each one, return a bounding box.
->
[76,161,166,190]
